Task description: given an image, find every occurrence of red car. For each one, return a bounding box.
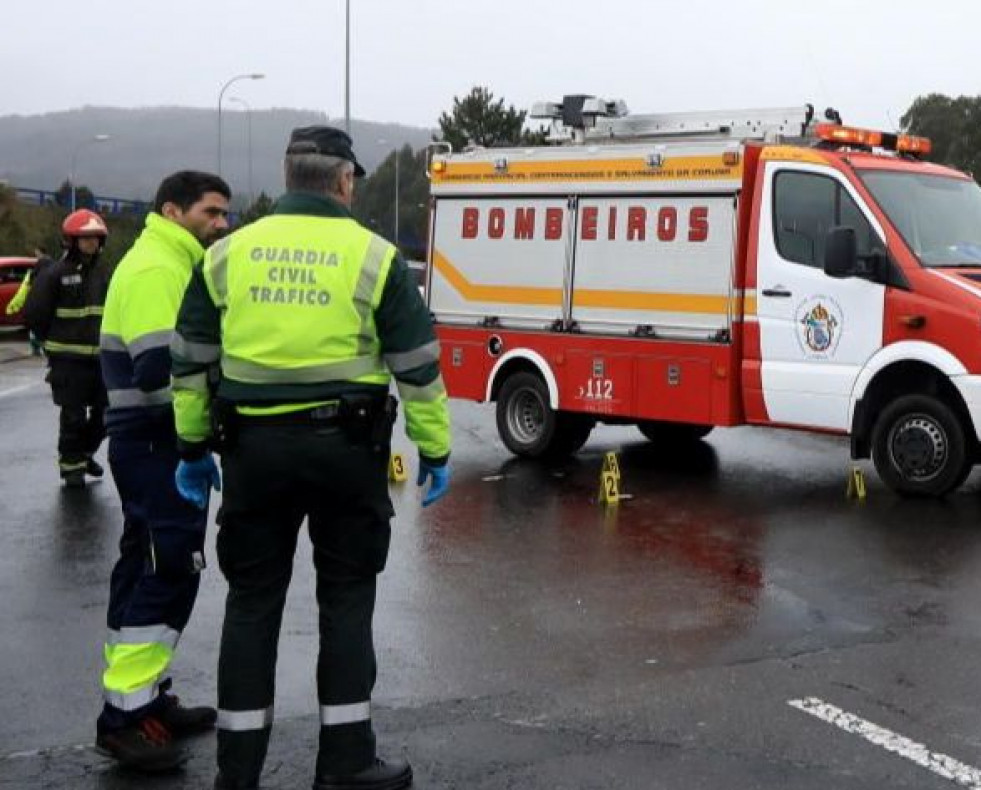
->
[0,257,36,326]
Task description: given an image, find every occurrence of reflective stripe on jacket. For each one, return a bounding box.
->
[24,253,111,359]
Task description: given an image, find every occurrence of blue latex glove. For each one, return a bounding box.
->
[175,455,221,510]
[417,460,450,507]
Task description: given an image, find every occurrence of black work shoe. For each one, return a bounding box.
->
[314,758,413,790]
[95,717,185,772]
[62,470,86,488]
[157,693,217,737]
[215,774,257,789]
[86,458,104,477]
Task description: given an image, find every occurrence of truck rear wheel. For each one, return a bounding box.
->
[871,394,971,498]
[637,420,713,444]
[496,372,593,457]
[552,414,595,456]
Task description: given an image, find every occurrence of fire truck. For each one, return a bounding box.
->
[424,96,981,497]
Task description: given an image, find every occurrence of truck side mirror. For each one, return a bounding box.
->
[824,226,858,279]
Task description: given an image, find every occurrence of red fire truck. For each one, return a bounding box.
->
[425,97,981,497]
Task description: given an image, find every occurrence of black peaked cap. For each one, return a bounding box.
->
[286,125,366,177]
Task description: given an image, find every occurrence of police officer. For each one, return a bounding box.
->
[97,172,230,771]
[171,126,451,790]
[23,210,112,487]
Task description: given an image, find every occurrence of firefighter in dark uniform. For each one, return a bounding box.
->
[24,209,112,487]
[171,126,451,790]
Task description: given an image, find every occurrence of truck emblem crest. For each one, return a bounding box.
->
[796,297,843,358]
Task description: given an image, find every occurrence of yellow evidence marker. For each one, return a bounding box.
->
[389,453,408,482]
[599,470,621,505]
[602,451,621,480]
[846,466,867,500]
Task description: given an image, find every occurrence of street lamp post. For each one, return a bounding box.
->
[227,96,254,204]
[344,0,350,134]
[394,148,399,249]
[376,139,400,248]
[217,73,264,176]
[70,134,110,212]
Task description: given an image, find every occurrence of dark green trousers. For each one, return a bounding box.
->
[215,420,394,788]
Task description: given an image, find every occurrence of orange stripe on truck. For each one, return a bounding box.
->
[432,250,562,306]
[573,290,730,313]
[433,251,755,316]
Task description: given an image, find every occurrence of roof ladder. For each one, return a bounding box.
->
[530,96,817,145]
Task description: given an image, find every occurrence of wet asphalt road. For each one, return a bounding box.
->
[3,334,981,789]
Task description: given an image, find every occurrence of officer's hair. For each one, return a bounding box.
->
[284,153,352,196]
[153,171,231,213]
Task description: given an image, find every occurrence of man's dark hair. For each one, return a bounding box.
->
[153,171,231,213]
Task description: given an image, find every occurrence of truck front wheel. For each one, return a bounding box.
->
[496,372,593,457]
[871,394,971,498]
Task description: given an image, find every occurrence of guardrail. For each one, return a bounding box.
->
[14,188,150,216]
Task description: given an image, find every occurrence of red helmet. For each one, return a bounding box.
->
[62,209,108,238]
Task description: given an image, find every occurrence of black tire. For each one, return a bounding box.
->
[871,394,971,498]
[637,420,713,444]
[496,372,593,458]
[551,413,595,456]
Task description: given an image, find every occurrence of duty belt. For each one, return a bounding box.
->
[237,402,342,426]
[235,395,396,451]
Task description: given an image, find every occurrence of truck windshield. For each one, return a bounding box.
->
[859,171,981,267]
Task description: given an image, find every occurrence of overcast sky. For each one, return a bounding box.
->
[2,0,974,131]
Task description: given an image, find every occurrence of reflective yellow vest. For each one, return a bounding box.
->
[173,201,450,462]
[207,215,393,388]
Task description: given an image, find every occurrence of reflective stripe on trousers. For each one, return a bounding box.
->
[320,701,370,726]
[107,625,181,649]
[107,387,173,409]
[102,626,181,711]
[218,705,275,732]
[104,681,163,712]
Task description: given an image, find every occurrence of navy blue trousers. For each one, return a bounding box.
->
[98,431,209,731]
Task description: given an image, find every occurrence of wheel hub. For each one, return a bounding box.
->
[888,415,947,482]
[508,389,545,444]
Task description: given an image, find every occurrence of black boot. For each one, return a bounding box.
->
[215,773,258,789]
[157,693,217,737]
[95,717,185,772]
[314,758,413,790]
[62,470,86,488]
[86,457,104,477]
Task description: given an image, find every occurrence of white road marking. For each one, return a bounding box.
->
[0,382,38,399]
[789,697,981,788]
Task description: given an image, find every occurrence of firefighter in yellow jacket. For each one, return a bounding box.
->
[171,126,450,790]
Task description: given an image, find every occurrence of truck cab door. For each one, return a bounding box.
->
[755,162,887,430]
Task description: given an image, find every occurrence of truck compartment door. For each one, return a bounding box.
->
[569,196,736,339]
[429,198,571,330]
